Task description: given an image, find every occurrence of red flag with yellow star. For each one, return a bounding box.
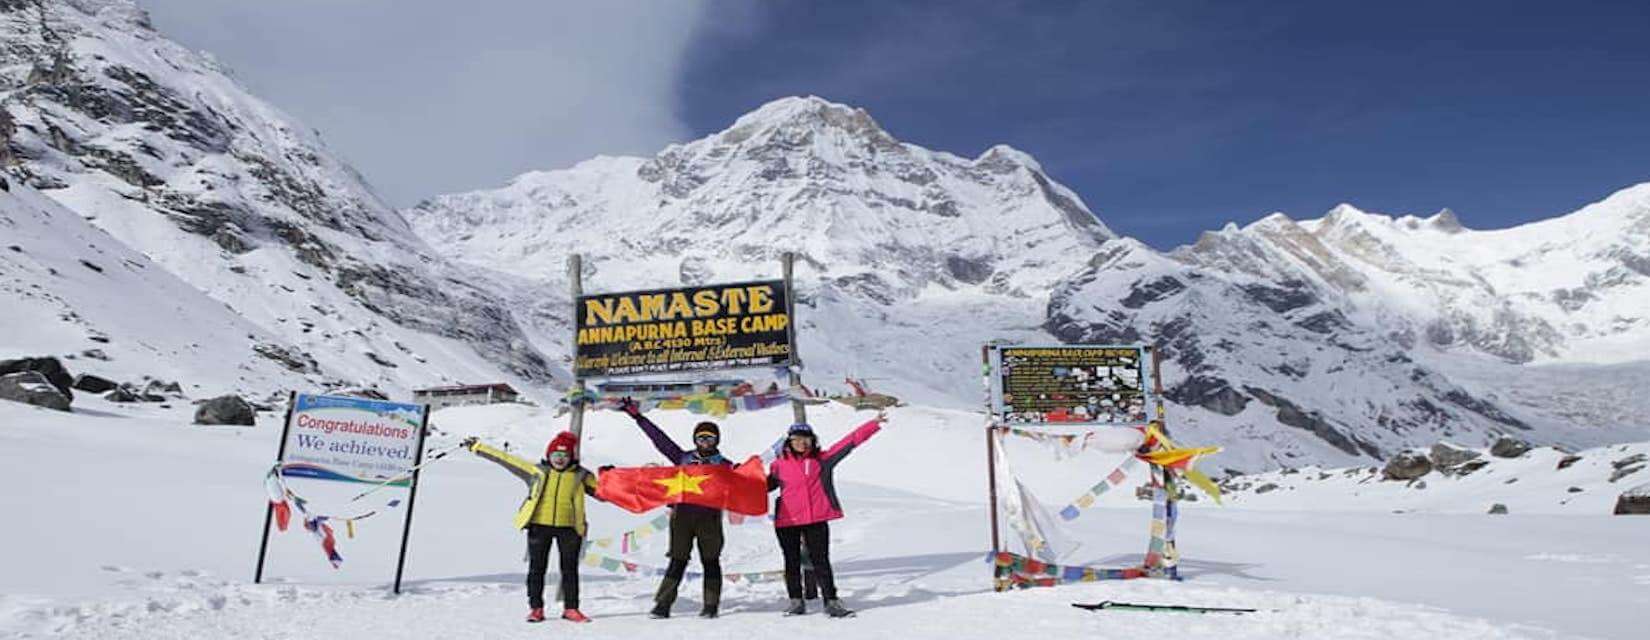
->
[596,456,769,516]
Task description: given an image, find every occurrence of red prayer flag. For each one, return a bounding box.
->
[597,456,769,516]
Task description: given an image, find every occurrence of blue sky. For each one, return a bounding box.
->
[678,0,1650,247]
[144,1,1650,249]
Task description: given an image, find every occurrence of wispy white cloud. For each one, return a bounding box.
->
[141,0,708,205]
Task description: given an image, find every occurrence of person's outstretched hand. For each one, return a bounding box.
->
[618,396,640,416]
[874,409,889,425]
[460,436,479,449]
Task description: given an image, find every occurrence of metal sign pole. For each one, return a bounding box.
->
[568,254,587,442]
[392,404,432,594]
[782,252,808,425]
[253,391,298,584]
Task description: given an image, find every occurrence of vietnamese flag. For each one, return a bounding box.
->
[597,456,769,516]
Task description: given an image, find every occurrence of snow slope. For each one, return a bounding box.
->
[0,0,556,397]
[2,400,1647,638]
[0,181,305,393]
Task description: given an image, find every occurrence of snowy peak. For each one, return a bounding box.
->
[410,95,1112,298]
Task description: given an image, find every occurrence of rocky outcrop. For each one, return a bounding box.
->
[71,373,119,394]
[194,395,255,426]
[1490,436,1532,459]
[1616,483,1650,515]
[1430,441,1482,473]
[0,371,72,411]
[0,357,74,402]
[1382,451,1433,481]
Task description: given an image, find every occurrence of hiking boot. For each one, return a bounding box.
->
[649,603,671,619]
[525,608,546,623]
[698,606,718,619]
[823,599,855,618]
[783,598,806,616]
[561,608,591,623]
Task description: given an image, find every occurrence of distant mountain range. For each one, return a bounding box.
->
[4,0,1647,470]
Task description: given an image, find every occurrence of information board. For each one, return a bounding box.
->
[986,344,1154,426]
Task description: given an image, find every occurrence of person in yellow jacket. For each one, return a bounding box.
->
[464,430,602,624]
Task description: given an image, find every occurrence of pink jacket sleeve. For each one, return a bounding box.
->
[822,419,882,463]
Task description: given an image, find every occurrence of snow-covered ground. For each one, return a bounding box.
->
[3,399,1647,638]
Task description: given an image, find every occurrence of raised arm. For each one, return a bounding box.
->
[620,398,685,462]
[822,417,884,463]
[466,439,539,489]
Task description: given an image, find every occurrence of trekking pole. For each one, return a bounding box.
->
[349,442,468,502]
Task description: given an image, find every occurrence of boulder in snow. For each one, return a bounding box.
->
[1429,441,1481,472]
[1615,484,1650,515]
[194,395,256,426]
[1488,503,1509,515]
[1489,435,1531,459]
[0,371,72,411]
[1382,451,1432,481]
[0,356,74,401]
[105,387,139,403]
[72,374,119,394]
[1556,454,1583,470]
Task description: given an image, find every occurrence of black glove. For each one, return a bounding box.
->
[598,464,616,473]
[460,436,479,449]
[618,397,640,417]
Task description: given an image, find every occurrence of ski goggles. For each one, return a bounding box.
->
[547,451,571,462]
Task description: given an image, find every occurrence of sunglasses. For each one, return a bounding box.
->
[548,451,570,460]
[694,434,719,442]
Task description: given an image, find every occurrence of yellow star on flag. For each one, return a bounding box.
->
[653,469,711,497]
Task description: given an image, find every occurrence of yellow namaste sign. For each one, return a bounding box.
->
[653,469,711,497]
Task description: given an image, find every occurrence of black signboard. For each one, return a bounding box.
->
[575,279,794,378]
[986,345,1154,426]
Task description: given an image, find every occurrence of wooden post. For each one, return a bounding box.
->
[782,252,807,425]
[983,345,1004,591]
[253,391,297,584]
[391,404,432,594]
[568,254,587,441]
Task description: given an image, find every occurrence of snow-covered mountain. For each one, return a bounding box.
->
[408,96,1650,470]
[0,0,555,395]
[2,1,1645,470]
[407,95,1113,408]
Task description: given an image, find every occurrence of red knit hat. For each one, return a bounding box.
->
[545,431,578,459]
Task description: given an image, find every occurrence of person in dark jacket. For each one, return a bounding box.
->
[619,397,732,619]
[462,431,602,624]
[767,415,885,618]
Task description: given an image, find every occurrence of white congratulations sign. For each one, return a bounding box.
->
[281,393,426,483]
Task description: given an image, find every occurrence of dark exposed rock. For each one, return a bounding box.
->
[0,357,74,401]
[328,386,389,401]
[144,380,184,398]
[1609,464,1645,484]
[1295,310,1349,334]
[194,394,255,426]
[1254,483,1280,494]
[1489,435,1532,459]
[1382,451,1432,481]
[104,386,139,402]
[1455,459,1490,476]
[1237,280,1317,313]
[253,342,317,374]
[1166,376,1249,416]
[945,255,994,285]
[1442,390,1530,431]
[1488,503,1508,515]
[1120,276,1185,309]
[1556,454,1582,470]
[80,348,109,361]
[1615,484,1650,515]
[71,373,118,394]
[1612,454,1648,470]
[0,371,72,411]
[1245,386,1378,458]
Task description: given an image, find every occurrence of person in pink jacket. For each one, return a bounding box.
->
[766,413,886,618]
